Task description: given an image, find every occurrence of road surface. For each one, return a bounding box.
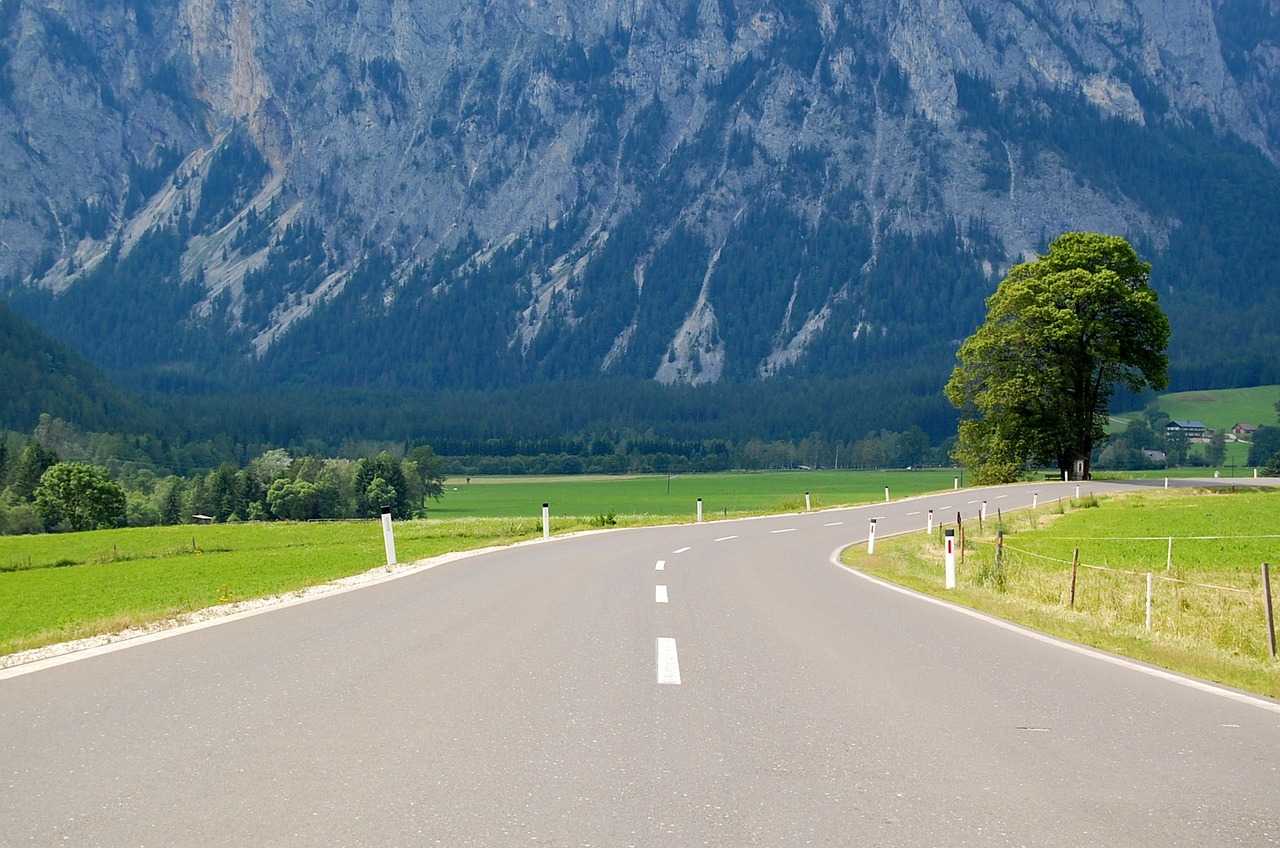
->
[3,479,1279,846]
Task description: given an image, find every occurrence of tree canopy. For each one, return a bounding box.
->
[33,462,126,531]
[946,232,1170,482]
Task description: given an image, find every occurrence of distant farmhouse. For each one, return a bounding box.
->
[1142,449,1168,464]
[1165,420,1209,440]
[1231,422,1259,439]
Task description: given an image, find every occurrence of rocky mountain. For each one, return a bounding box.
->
[2,0,1279,394]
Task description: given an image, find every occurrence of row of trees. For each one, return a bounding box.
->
[0,437,447,534]
[437,428,947,476]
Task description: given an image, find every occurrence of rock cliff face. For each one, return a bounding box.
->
[2,0,1279,389]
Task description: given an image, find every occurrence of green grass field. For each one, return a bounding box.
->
[844,488,1280,697]
[0,469,962,657]
[1092,462,1262,480]
[0,516,585,656]
[432,469,961,518]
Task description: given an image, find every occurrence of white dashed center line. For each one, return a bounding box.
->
[823,521,844,527]
[714,535,739,542]
[996,494,1009,499]
[656,638,681,685]
[966,499,978,504]
[655,560,666,571]
[655,585,669,604]
[906,511,921,516]
[673,546,691,554]
[770,528,797,534]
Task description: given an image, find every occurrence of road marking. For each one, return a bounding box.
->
[996,495,1009,500]
[937,505,952,511]
[656,638,681,685]
[713,535,738,542]
[655,585,669,603]
[824,521,844,527]
[829,545,1280,715]
[966,499,978,504]
[655,560,665,571]
[770,528,797,534]
[906,511,921,516]
[673,546,691,554]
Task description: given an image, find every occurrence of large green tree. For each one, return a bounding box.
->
[33,463,126,531]
[946,233,1170,482]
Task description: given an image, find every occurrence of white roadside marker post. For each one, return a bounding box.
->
[541,502,550,539]
[980,500,988,521]
[1255,468,1259,479]
[1164,477,1169,489]
[804,492,811,512]
[867,519,877,555]
[1063,470,1069,482]
[380,506,397,570]
[944,528,956,589]
[696,497,703,523]
[1033,492,1039,509]
[884,486,890,503]
[926,509,934,535]
[953,477,959,490]
[1215,470,1220,479]
[1074,485,1081,500]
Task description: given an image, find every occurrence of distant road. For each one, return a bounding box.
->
[3,478,1279,846]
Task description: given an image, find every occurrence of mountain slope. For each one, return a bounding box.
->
[1,0,1279,393]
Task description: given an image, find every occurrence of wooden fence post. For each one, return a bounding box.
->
[1263,563,1277,660]
[1069,548,1080,609]
[995,530,1004,584]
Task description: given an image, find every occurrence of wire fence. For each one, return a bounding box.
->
[948,531,1278,661]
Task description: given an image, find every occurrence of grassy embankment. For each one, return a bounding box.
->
[842,488,1280,698]
[1,469,959,657]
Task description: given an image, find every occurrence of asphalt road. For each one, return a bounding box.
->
[4,478,1279,846]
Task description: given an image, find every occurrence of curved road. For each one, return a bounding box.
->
[3,479,1279,846]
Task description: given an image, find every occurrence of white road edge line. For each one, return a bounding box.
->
[770,528,797,534]
[655,560,665,571]
[655,585,669,604]
[656,637,681,685]
[827,544,1280,715]
[672,546,691,554]
[713,535,739,542]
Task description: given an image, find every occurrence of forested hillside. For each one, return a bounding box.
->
[0,301,147,433]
